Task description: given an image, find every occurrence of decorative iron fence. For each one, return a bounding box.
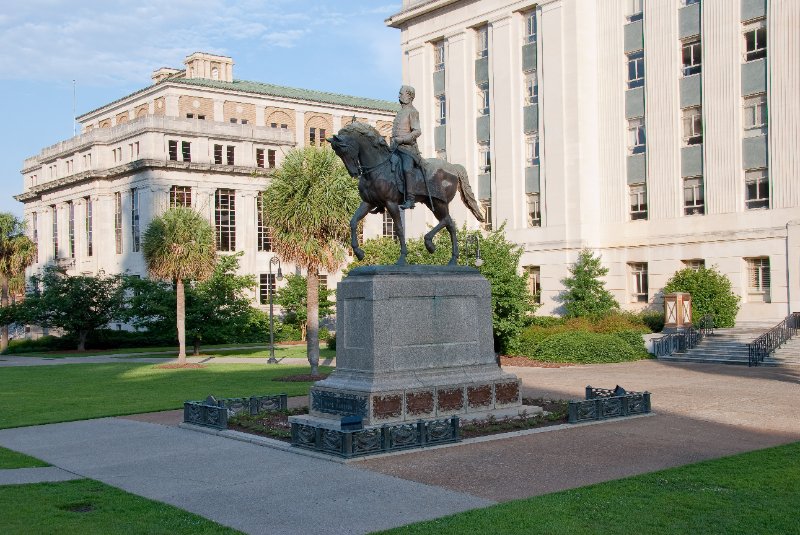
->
[184,393,288,429]
[747,312,800,367]
[652,314,714,357]
[568,385,651,424]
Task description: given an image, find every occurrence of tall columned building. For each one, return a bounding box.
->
[387,0,800,321]
[17,53,398,307]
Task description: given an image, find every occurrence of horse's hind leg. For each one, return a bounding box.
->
[350,201,373,261]
[425,199,458,264]
[385,201,408,265]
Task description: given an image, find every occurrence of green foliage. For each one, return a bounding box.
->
[558,249,619,318]
[348,224,535,354]
[613,329,650,357]
[141,207,216,282]
[21,266,125,350]
[327,333,336,350]
[534,331,642,363]
[275,274,335,340]
[662,267,740,327]
[0,446,49,469]
[638,309,665,332]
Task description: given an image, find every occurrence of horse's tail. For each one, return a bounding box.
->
[455,165,484,222]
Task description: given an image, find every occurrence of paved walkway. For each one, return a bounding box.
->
[0,360,797,534]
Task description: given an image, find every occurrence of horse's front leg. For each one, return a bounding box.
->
[385,202,407,265]
[350,201,373,261]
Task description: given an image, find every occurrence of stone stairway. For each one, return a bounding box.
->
[656,321,795,366]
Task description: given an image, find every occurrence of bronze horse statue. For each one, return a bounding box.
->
[329,122,483,265]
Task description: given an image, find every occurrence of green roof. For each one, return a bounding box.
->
[173,78,400,113]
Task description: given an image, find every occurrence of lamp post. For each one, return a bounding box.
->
[268,256,283,364]
[464,234,484,267]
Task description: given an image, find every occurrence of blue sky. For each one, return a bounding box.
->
[0,0,403,217]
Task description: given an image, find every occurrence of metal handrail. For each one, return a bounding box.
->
[747,312,800,367]
[652,314,714,358]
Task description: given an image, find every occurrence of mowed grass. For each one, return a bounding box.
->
[0,446,50,469]
[375,441,800,535]
[0,479,241,535]
[4,342,316,358]
[187,346,336,359]
[0,363,330,429]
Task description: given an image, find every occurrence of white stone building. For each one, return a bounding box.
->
[17,53,398,306]
[387,0,800,321]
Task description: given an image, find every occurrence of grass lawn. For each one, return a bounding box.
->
[186,346,336,360]
[0,446,50,469]
[0,363,330,429]
[4,342,286,358]
[0,479,240,534]
[375,441,800,535]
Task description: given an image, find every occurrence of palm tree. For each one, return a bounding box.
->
[0,213,36,352]
[262,146,360,375]
[142,207,216,364]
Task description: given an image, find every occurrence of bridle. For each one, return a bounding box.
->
[354,151,393,180]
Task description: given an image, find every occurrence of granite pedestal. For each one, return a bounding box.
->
[290,265,522,436]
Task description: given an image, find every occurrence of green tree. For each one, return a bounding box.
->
[662,266,740,327]
[142,207,216,363]
[348,224,535,354]
[22,266,125,351]
[262,146,360,375]
[558,249,619,318]
[275,274,335,341]
[0,213,36,351]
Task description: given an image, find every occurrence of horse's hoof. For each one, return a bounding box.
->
[425,239,436,254]
[354,248,365,261]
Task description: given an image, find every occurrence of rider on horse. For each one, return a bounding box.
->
[391,85,422,211]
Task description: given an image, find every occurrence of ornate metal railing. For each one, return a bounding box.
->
[568,385,651,424]
[652,314,714,357]
[184,393,288,429]
[747,312,800,367]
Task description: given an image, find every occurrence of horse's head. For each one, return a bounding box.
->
[328,133,361,178]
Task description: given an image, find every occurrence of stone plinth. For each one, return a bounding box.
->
[294,265,521,427]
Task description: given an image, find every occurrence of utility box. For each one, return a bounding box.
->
[663,292,692,332]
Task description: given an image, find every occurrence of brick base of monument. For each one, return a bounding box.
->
[288,265,524,450]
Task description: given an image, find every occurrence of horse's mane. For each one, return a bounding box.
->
[339,121,389,150]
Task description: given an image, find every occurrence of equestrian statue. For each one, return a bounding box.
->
[328,85,484,266]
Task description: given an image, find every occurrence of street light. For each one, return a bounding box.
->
[465,234,484,267]
[268,256,283,364]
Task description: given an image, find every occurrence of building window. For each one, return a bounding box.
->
[628,117,646,154]
[525,134,539,166]
[744,22,767,62]
[627,50,645,89]
[479,146,491,173]
[259,273,276,305]
[476,26,489,58]
[682,0,700,5]
[524,11,537,43]
[382,211,396,240]
[226,145,235,165]
[268,149,276,168]
[170,186,192,207]
[114,192,122,254]
[524,266,541,304]
[437,95,447,125]
[524,72,538,105]
[481,201,492,231]
[683,259,705,271]
[180,141,191,162]
[630,183,648,220]
[629,262,649,303]
[627,0,643,22]
[214,144,223,165]
[130,188,140,253]
[309,127,316,146]
[230,118,238,124]
[434,41,445,71]
[681,37,702,76]
[129,142,140,159]
[67,201,75,259]
[682,106,703,145]
[746,257,770,302]
[745,168,769,210]
[168,140,178,161]
[477,83,490,115]
[215,189,236,251]
[85,196,92,257]
[256,196,272,252]
[256,148,265,168]
[51,205,58,259]
[684,177,705,215]
[743,93,767,135]
[31,212,38,263]
[527,193,541,228]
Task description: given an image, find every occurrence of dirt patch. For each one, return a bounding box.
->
[275,373,329,382]
[500,356,574,368]
[155,363,206,369]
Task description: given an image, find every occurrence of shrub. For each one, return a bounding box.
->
[662,267,740,327]
[613,330,650,357]
[639,310,665,333]
[591,311,650,334]
[526,316,564,328]
[558,249,619,318]
[327,333,336,350]
[535,331,642,363]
